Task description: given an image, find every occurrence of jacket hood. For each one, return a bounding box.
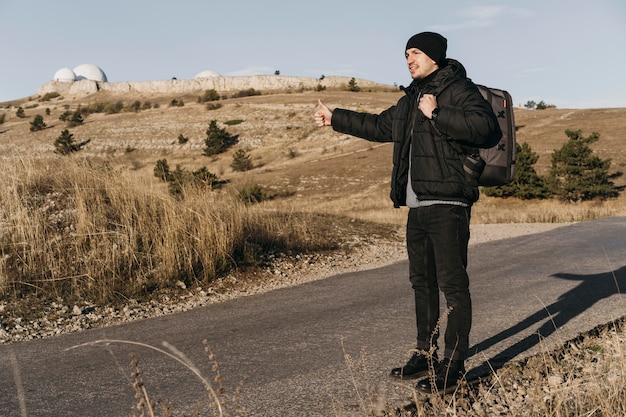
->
[402,58,467,96]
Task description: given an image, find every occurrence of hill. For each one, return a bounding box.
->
[1,82,624,226]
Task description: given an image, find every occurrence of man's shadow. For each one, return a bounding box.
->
[466,265,626,378]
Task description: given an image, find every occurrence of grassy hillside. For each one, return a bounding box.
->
[2,87,625,226]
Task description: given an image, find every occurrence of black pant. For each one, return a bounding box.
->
[406,205,471,361]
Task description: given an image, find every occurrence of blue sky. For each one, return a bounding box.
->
[1,0,624,108]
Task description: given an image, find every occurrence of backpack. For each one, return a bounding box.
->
[469,85,517,187]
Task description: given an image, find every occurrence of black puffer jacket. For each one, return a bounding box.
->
[332,59,502,207]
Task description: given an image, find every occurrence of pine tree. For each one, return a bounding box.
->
[545,129,618,201]
[348,77,361,92]
[483,142,549,199]
[203,120,232,156]
[54,129,89,155]
[54,130,79,155]
[191,167,218,187]
[153,159,172,182]
[30,114,47,132]
[67,111,84,127]
[231,149,253,171]
[59,110,72,122]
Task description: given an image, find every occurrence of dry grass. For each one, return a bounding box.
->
[0,155,401,306]
[401,318,626,417]
[0,157,352,304]
[472,195,626,224]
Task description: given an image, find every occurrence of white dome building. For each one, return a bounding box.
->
[194,70,222,79]
[53,67,76,82]
[73,64,108,82]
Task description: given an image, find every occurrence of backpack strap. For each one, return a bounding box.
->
[429,118,484,183]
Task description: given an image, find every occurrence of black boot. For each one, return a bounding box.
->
[416,358,465,394]
[390,351,437,379]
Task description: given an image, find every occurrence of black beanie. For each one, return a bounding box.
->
[405,32,447,65]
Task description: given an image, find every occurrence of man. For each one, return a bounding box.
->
[314,32,501,393]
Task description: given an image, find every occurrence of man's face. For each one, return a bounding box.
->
[405,48,439,80]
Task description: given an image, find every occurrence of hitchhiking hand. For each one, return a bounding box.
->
[315,99,332,127]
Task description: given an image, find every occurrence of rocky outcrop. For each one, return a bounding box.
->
[38,75,393,97]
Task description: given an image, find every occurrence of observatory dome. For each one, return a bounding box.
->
[194,70,222,79]
[53,67,76,82]
[73,64,108,82]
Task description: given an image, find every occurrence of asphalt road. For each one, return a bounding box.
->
[1,217,625,417]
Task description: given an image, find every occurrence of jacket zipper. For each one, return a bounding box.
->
[408,91,422,138]
[413,89,452,180]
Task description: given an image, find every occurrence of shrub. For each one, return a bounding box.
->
[0,113,5,124]
[113,101,125,113]
[16,107,26,118]
[130,100,142,112]
[170,99,185,107]
[79,101,152,114]
[40,92,61,102]
[231,149,254,171]
[198,89,220,103]
[86,102,107,114]
[525,100,556,110]
[177,134,189,144]
[232,88,261,98]
[238,184,266,204]
[59,110,72,122]
[536,100,556,110]
[206,102,222,111]
[29,114,47,132]
[153,159,219,197]
[102,101,124,114]
[67,111,84,127]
